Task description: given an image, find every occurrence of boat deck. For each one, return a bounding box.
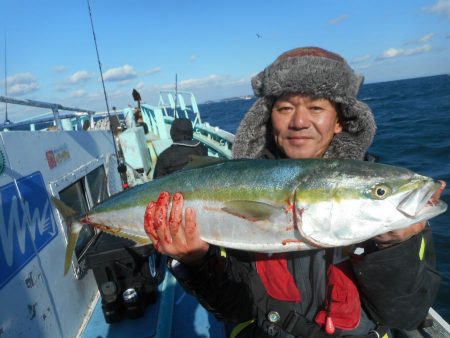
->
[82,273,226,338]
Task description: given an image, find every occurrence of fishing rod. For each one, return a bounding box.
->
[86,0,127,185]
[174,73,178,118]
[3,33,11,124]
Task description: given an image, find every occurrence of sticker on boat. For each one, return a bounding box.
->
[0,171,58,289]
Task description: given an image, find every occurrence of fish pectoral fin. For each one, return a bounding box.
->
[222,200,279,221]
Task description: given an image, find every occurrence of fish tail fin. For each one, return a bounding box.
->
[64,222,82,275]
[51,197,81,275]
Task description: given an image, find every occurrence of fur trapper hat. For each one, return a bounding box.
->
[232,47,376,160]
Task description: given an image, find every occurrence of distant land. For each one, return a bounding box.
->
[203,95,254,104]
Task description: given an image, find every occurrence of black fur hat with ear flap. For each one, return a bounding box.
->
[232,47,376,160]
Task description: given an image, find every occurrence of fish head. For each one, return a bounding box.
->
[293,160,447,248]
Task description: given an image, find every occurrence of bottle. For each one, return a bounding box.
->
[101,281,123,323]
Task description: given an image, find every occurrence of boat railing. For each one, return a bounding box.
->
[192,121,234,157]
[0,95,96,131]
[158,90,202,127]
[135,93,234,159]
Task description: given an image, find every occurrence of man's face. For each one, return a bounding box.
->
[271,94,342,159]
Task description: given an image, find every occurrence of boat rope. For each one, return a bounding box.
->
[86,0,125,182]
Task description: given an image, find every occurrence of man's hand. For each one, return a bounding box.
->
[144,191,210,264]
[374,180,446,249]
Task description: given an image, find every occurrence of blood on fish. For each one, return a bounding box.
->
[88,221,122,234]
[298,208,305,217]
[80,215,93,225]
[293,207,305,232]
[285,203,294,214]
[282,239,303,245]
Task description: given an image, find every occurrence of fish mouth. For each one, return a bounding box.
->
[397,181,446,218]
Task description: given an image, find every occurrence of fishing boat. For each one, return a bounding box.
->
[0,91,232,338]
[0,92,449,338]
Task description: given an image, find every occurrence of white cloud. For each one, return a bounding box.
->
[135,82,145,90]
[53,65,67,73]
[329,15,348,25]
[175,75,225,90]
[405,33,435,45]
[352,54,371,63]
[424,0,450,19]
[378,44,432,60]
[104,64,137,81]
[70,90,87,98]
[419,33,435,43]
[7,73,39,95]
[142,67,161,76]
[161,74,252,92]
[189,54,198,63]
[67,70,93,84]
[55,83,68,92]
[353,64,372,70]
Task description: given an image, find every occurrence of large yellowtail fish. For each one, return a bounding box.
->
[53,159,447,274]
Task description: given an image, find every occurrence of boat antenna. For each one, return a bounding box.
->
[174,73,178,118]
[86,0,125,179]
[3,33,11,124]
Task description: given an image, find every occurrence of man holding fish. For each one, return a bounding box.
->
[144,47,445,337]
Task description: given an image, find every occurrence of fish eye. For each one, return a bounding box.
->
[370,184,391,200]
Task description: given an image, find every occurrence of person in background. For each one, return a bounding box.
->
[153,118,208,178]
[144,47,445,337]
[134,108,149,134]
[82,120,90,131]
[109,106,122,135]
[123,107,136,130]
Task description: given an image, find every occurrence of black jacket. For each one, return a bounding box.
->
[153,118,208,178]
[153,140,208,178]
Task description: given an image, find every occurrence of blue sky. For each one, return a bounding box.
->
[1,0,450,119]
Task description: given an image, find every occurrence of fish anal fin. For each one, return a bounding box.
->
[222,200,279,221]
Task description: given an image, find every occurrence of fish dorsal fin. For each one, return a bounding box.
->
[183,155,227,170]
[222,200,279,221]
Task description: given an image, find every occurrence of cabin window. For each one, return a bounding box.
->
[58,165,109,262]
[85,165,109,207]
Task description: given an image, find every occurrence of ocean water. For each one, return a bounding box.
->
[198,74,450,322]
